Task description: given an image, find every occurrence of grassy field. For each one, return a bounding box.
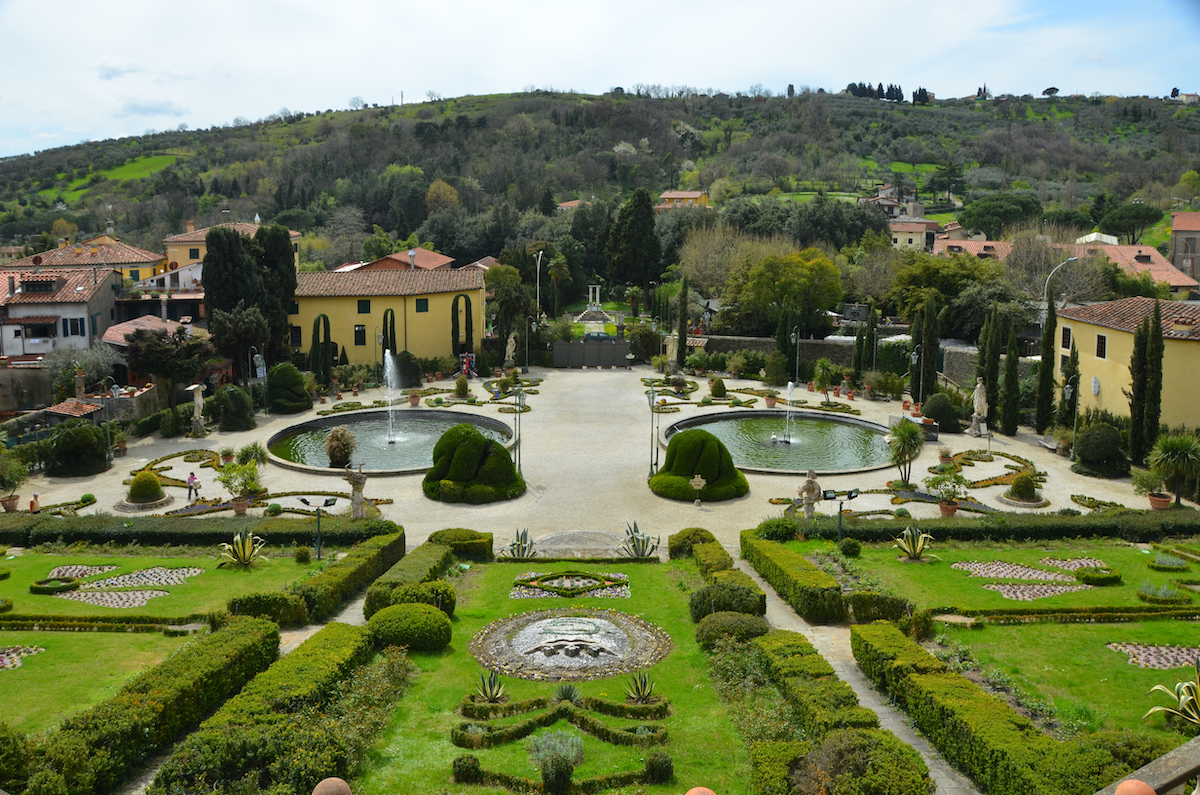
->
[1,551,321,617]
[352,559,753,794]
[0,630,190,733]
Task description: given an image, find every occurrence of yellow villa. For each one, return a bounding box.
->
[1056,297,1200,427]
[2,235,165,282]
[163,221,301,270]
[290,269,486,364]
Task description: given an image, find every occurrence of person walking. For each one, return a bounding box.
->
[186,472,199,501]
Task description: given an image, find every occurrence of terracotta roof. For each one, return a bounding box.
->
[3,237,163,269]
[933,239,1012,258]
[1,315,59,325]
[891,222,933,233]
[0,268,119,305]
[46,400,104,418]
[659,191,705,200]
[295,269,485,298]
[1173,212,1200,232]
[557,200,583,209]
[932,240,1198,289]
[102,315,185,346]
[339,249,455,272]
[1059,297,1200,340]
[163,222,300,244]
[463,256,497,270]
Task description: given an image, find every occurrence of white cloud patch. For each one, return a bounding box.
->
[115,100,189,118]
[96,62,140,81]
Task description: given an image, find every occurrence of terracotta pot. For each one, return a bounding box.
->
[902,400,911,410]
[939,456,953,466]
[319,396,326,404]
[807,381,815,392]
[352,388,358,396]
[231,496,249,517]
[847,390,855,400]
[408,393,421,407]
[0,495,18,513]
[938,501,958,518]
[1148,492,1173,512]
[435,371,442,381]
[765,396,778,408]
[221,455,234,465]
[832,386,841,397]
[336,392,343,400]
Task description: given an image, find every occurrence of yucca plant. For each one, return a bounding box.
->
[619,521,660,558]
[476,669,506,703]
[554,683,582,705]
[503,528,537,559]
[893,523,934,561]
[1144,659,1200,729]
[625,672,656,704]
[217,529,268,568]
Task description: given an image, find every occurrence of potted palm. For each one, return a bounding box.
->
[0,455,29,513]
[216,462,262,517]
[924,472,968,517]
[1147,433,1200,509]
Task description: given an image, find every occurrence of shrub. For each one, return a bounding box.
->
[921,392,961,434]
[838,537,862,558]
[764,351,788,387]
[668,527,717,558]
[893,507,911,518]
[428,527,494,560]
[388,579,457,617]
[266,503,283,516]
[693,541,733,577]
[267,362,313,414]
[368,603,452,651]
[325,425,356,468]
[127,471,163,503]
[395,350,424,390]
[45,419,108,477]
[790,729,930,795]
[1008,472,1038,501]
[689,583,766,622]
[293,546,310,563]
[423,424,525,504]
[1073,567,1122,586]
[226,592,309,626]
[645,751,674,784]
[541,752,573,795]
[455,376,469,397]
[758,516,800,541]
[529,729,584,767]
[0,720,29,794]
[363,541,453,619]
[1074,422,1130,476]
[216,385,255,432]
[287,529,407,622]
[650,428,749,502]
[452,755,482,784]
[711,377,726,398]
[695,611,770,650]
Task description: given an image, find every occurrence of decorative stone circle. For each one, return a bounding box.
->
[311,777,352,795]
[469,608,672,681]
[982,583,1093,601]
[1041,557,1107,571]
[80,567,204,589]
[55,590,170,608]
[1108,642,1200,669]
[48,565,118,580]
[510,570,630,599]
[1,645,44,670]
[952,561,1073,581]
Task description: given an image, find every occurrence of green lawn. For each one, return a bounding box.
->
[352,559,753,794]
[0,630,190,733]
[1,552,321,618]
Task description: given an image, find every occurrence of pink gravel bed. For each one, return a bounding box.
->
[982,583,1094,601]
[1040,557,1107,570]
[1107,643,1200,669]
[47,565,118,579]
[952,561,1073,581]
[54,590,170,608]
[0,645,44,670]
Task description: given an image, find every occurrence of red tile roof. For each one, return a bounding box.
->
[163,222,300,243]
[891,222,934,233]
[659,191,706,200]
[0,268,119,305]
[932,240,1198,289]
[1059,297,1200,339]
[344,249,455,271]
[46,400,104,418]
[1,315,59,325]
[557,200,583,209]
[102,315,186,346]
[1173,212,1200,232]
[3,237,163,269]
[295,269,484,298]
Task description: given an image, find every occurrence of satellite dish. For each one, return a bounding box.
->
[169,262,178,270]
[32,256,41,266]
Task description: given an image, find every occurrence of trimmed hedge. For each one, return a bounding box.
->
[741,530,846,623]
[363,541,453,619]
[460,695,551,720]
[695,611,769,650]
[667,527,717,559]
[649,429,749,502]
[283,529,406,622]
[793,729,933,795]
[1073,567,1122,586]
[428,527,494,561]
[749,740,809,795]
[227,591,309,627]
[688,583,766,622]
[22,617,278,795]
[385,579,457,617]
[844,591,912,623]
[368,603,452,651]
[692,541,733,578]
[451,704,667,749]
[707,567,766,603]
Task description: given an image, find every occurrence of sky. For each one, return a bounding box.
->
[0,0,1198,159]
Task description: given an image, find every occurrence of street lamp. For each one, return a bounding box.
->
[523,317,537,374]
[822,488,860,542]
[298,497,337,560]
[102,376,117,464]
[910,345,922,404]
[1043,256,1079,309]
[247,345,258,416]
[647,383,657,478]
[375,326,382,382]
[790,324,800,382]
[1064,374,1080,461]
[513,386,526,475]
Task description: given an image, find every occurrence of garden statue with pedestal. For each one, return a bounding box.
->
[188,384,206,436]
[970,376,988,437]
[343,465,368,519]
[503,333,516,369]
[796,469,822,519]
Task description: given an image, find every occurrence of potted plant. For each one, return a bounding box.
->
[762,389,779,408]
[1132,467,1173,512]
[937,445,953,466]
[0,455,29,513]
[408,389,421,407]
[219,446,235,465]
[113,429,128,457]
[902,399,911,410]
[216,462,261,517]
[924,472,968,517]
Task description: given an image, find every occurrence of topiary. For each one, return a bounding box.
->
[757,516,799,541]
[45,419,108,476]
[1074,422,1130,477]
[389,579,457,617]
[711,377,726,398]
[395,350,424,390]
[267,503,283,516]
[649,428,749,502]
[455,376,469,398]
[1008,472,1038,501]
[423,424,525,504]
[128,470,164,503]
[452,755,482,784]
[688,583,765,622]
[267,362,313,414]
[644,751,674,784]
[325,425,357,468]
[838,537,862,558]
[920,392,961,434]
[893,507,911,518]
[668,527,717,558]
[216,385,255,432]
[367,602,451,651]
[695,611,769,650]
[427,527,493,560]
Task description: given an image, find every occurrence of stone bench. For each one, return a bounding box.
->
[1038,434,1059,451]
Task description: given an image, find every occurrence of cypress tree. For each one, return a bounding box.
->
[1057,341,1080,428]
[921,294,939,404]
[984,307,1001,424]
[975,312,991,385]
[1145,300,1164,452]
[1001,327,1020,435]
[203,227,263,319]
[676,276,688,367]
[910,308,923,402]
[1128,317,1148,464]
[851,321,866,385]
[255,225,298,364]
[865,304,878,373]
[1035,299,1057,433]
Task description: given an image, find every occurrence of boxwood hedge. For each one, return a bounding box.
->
[427,527,493,561]
[649,429,749,502]
[741,531,846,624]
[363,541,454,619]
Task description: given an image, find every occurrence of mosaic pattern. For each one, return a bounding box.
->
[982,583,1093,601]
[952,561,1073,581]
[0,645,44,670]
[55,590,170,608]
[81,567,204,589]
[47,565,118,580]
[1107,643,1200,669]
[1041,557,1107,571]
[510,571,630,599]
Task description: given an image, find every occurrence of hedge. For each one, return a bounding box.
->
[227,591,309,627]
[667,527,717,559]
[707,569,766,608]
[385,579,457,617]
[19,617,278,795]
[368,602,452,651]
[741,530,846,623]
[459,695,551,720]
[454,757,650,795]
[695,611,769,650]
[749,740,809,795]
[451,704,667,749]
[286,529,406,622]
[427,527,494,561]
[363,541,454,619]
[688,583,766,622]
[692,541,733,578]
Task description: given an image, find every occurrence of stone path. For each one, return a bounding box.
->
[734,558,981,795]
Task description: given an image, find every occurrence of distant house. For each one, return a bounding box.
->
[655,191,709,211]
[940,221,986,241]
[0,247,23,264]
[858,185,924,220]
[290,268,486,364]
[0,268,121,357]
[2,235,165,282]
[1169,211,1200,278]
[333,249,455,272]
[890,220,939,251]
[1057,297,1200,427]
[557,200,583,210]
[163,220,301,273]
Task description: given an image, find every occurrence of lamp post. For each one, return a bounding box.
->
[790,324,800,382]
[375,326,382,382]
[298,497,337,560]
[102,376,116,464]
[647,383,656,478]
[1043,256,1079,309]
[514,386,526,476]
[523,317,537,374]
[247,345,258,416]
[910,345,922,404]
[822,488,860,542]
[1064,374,1080,461]
[653,316,662,362]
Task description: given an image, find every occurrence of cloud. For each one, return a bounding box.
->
[96,62,140,81]
[115,100,189,118]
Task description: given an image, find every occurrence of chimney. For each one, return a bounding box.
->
[89,244,98,255]
[75,244,83,255]
[186,221,195,233]
[408,249,416,268]
[6,276,13,297]
[57,238,66,249]
[74,369,85,399]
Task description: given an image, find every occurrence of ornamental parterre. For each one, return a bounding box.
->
[510,571,630,599]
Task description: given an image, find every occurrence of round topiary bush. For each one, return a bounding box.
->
[838,537,862,558]
[395,350,424,391]
[45,419,109,476]
[452,755,482,784]
[423,424,525,504]
[368,602,452,651]
[894,507,911,518]
[325,425,357,468]
[667,527,717,559]
[455,376,469,398]
[216,385,255,432]
[711,378,726,398]
[695,611,769,650]
[389,580,457,617]
[1074,423,1130,477]
[688,583,765,622]
[649,429,749,502]
[757,517,799,541]
[1007,472,1038,501]
[128,470,164,503]
[267,362,313,414]
[920,393,961,434]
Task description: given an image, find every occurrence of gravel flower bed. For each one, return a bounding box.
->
[981,583,1093,601]
[1107,642,1200,669]
[55,590,170,608]
[81,567,204,589]
[47,565,118,580]
[0,645,44,670]
[951,561,1073,581]
[1040,557,1108,571]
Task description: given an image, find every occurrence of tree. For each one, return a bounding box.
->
[348,96,366,110]
[1148,433,1200,507]
[203,226,263,319]
[124,327,214,410]
[888,419,925,486]
[309,314,332,386]
[425,180,460,216]
[1099,202,1164,244]
[210,300,269,386]
[722,248,841,337]
[1127,317,1148,464]
[1000,327,1020,435]
[788,195,888,250]
[958,193,1043,240]
[1035,299,1057,433]
[984,307,1002,422]
[627,285,643,317]
[1042,87,1059,97]
[538,188,556,217]
[1057,340,1080,428]
[676,276,688,367]
[361,225,398,261]
[547,253,571,318]
[927,161,966,202]
[1145,299,1164,452]
[920,294,938,405]
[255,224,298,363]
[605,188,660,295]
[485,264,531,348]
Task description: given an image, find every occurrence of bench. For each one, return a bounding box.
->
[1038,434,1058,451]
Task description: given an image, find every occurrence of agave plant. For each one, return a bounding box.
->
[554,683,583,705]
[217,529,269,568]
[625,672,656,704]
[1144,658,1200,728]
[476,669,506,703]
[893,523,934,561]
[503,528,537,559]
[619,522,660,559]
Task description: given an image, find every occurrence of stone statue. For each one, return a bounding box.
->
[504,333,517,367]
[343,465,368,520]
[188,384,206,436]
[797,469,822,520]
[970,377,988,437]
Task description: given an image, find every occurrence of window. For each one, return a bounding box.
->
[12,329,20,338]
[293,243,299,253]
[1060,354,1069,370]
[415,298,429,313]
[1096,334,1107,359]
[130,269,140,281]
[354,325,366,345]
[63,318,86,336]
[290,326,302,347]
[90,313,99,336]
[1185,237,1196,254]
[288,300,298,315]
[189,248,200,260]
[358,299,371,314]
[1061,327,1072,349]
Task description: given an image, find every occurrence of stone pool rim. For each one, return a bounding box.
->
[663,409,893,477]
[266,407,514,476]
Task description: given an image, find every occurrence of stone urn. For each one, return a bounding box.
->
[230,496,249,517]
[765,396,778,408]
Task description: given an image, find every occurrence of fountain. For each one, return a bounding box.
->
[383,350,400,444]
[785,381,795,443]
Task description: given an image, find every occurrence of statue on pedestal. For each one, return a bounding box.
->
[188,384,206,436]
[797,469,822,520]
[970,377,988,437]
[343,465,368,520]
[503,333,517,368]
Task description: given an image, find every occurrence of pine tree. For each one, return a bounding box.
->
[1145,300,1164,452]
[1001,327,1020,435]
[1057,341,1080,428]
[1035,299,1057,433]
[1128,317,1149,464]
